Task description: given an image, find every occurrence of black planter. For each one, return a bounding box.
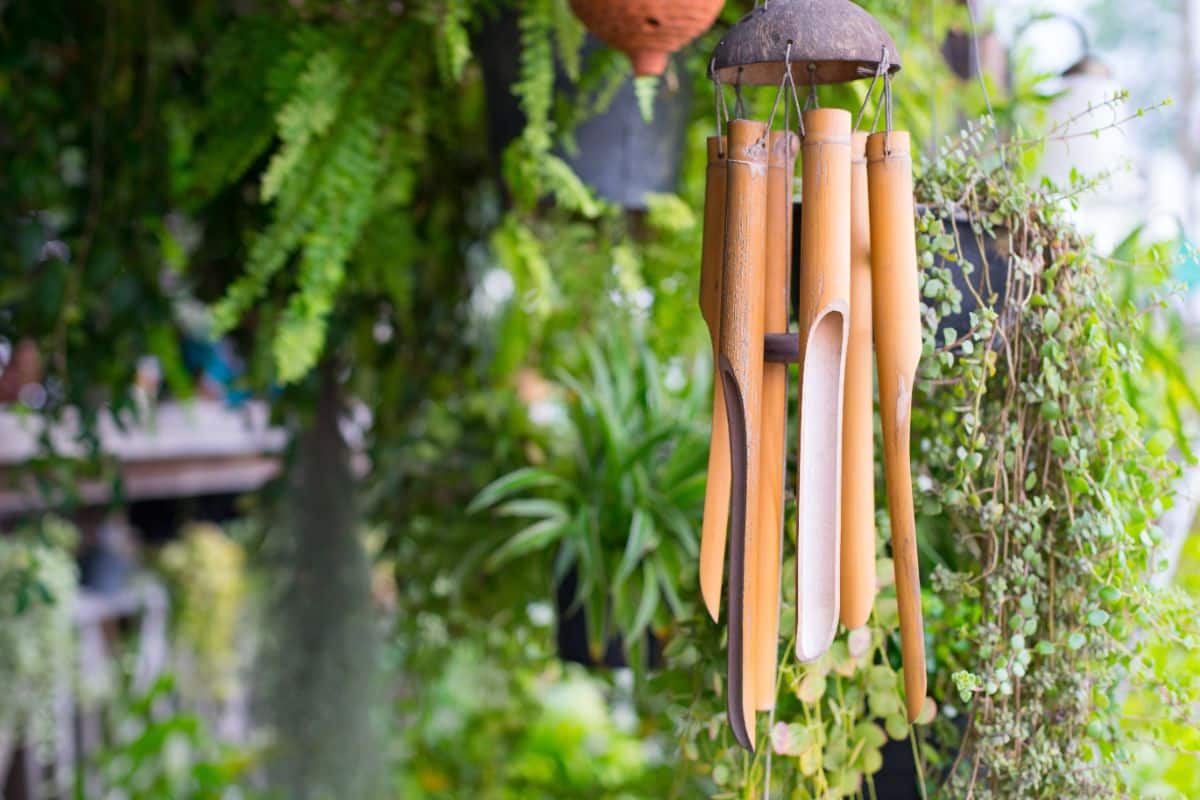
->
[477,10,692,210]
[789,202,1011,345]
[555,565,663,669]
[874,737,922,800]
[929,211,1011,343]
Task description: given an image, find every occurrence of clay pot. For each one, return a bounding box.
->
[568,0,724,76]
[477,12,693,209]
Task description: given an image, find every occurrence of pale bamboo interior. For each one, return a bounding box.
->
[795,109,851,663]
[699,136,730,622]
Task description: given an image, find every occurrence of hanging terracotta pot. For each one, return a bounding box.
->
[568,0,724,77]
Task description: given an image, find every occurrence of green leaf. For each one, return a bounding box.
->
[468,467,563,514]
[495,498,568,520]
[884,713,908,741]
[627,561,659,642]
[485,517,567,569]
[615,508,655,586]
[633,75,658,122]
[1147,429,1173,457]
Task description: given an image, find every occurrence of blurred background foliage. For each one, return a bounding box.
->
[2,0,1200,798]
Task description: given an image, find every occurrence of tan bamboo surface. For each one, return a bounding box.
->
[699,136,730,623]
[866,130,927,722]
[795,108,851,663]
[754,129,799,711]
[840,131,877,631]
[718,118,769,750]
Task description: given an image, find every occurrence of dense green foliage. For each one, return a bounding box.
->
[470,328,710,669]
[4,1,1200,798]
[0,517,78,751]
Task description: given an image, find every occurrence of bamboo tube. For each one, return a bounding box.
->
[866,130,927,722]
[699,136,730,623]
[719,118,769,751]
[754,129,798,711]
[795,108,851,663]
[841,131,876,631]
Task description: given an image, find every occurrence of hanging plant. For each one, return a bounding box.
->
[470,326,710,671]
[158,522,248,704]
[664,115,1200,799]
[0,517,78,758]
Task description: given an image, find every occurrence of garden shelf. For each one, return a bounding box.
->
[0,400,286,516]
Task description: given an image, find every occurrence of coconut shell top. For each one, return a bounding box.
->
[569,0,725,77]
[711,0,900,86]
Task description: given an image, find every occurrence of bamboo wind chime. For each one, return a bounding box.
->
[697,0,927,751]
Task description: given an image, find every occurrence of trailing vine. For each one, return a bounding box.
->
[665,114,1199,799]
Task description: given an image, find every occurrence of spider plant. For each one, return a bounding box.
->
[470,327,710,670]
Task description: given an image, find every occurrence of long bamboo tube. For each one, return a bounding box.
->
[719,118,769,751]
[841,131,876,631]
[866,130,927,722]
[795,108,851,663]
[754,129,798,711]
[699,136,730,623]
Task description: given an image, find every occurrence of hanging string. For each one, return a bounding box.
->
[869,70,890,136]
[783,50,806,139]
[854,46,890,131]
[964,0,1011,179]
[883,72,894,154]
[734,67,746,119]
[712,57,729,155]
[803,63,820,111]
[759,42,793,146]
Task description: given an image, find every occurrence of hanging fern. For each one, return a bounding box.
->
[202,22,410,382]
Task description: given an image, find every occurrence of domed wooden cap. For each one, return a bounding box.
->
[711,0,901,86]
[570,0,725,77]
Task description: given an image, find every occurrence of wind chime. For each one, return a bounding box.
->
[697,0,926,751]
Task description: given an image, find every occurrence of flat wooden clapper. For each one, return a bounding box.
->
[699,136,730,624]
[697,0,929,750]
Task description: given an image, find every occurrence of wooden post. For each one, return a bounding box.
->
[795,108,851,663]
[754,129,799,710]
[719,118,769,750]
[840,131,876,630]
[699,136,730,623]
[867,130,927,722]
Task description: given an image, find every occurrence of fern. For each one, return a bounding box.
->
[434,2,473,82]
[188,17,291,202]
[515,0,556,157]
[633,75,658,123]
[550,0,585,82]
[261,48,349,203]
[205,22,410,382]
[541,154,601,219]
